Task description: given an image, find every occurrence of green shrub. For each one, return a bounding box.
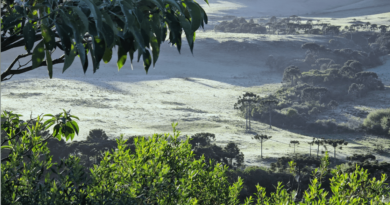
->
[308,107,320,115]
[286,108,299,117]
[363,108,390,135]
[1,111,243,205]
[3,111,390,204]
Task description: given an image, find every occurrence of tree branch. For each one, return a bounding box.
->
[1,34,43,52]
[1,55,65,81]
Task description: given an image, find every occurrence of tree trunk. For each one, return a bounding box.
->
[334,147,336,159]
[269,108,272,129]
[248,105,251,130]
[317,144,319,157]
[309,145,311,156]
[294,145,296,153]
[261,139,263,158]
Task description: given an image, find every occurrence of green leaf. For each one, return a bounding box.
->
[120,1,145,52]
[178,16,194,53]
[23,22,35,53]
[151,14,162,45]
[68,121,79,135]
[80,0,103,35]
[87,43,99,73]
[43,121,55,130]
[76,43,88,73]
[73,7,89,30]
[92,37,105,68]
[53,124,61,139]
[55,22,72,55]
[164,0,183,14]
[63,44,77,73]
[119,1,135,34]
[150,35,160,67]
[32,41,46,69]
[186,1,202,32]
[102,46,112,63]
[69,115,80,120]
[2,13,24,30]
[149,0,164,11]
[1,145,13,150]
[102,22,115,49]
[41,24,56,51]
[45,49,53,78]
[102,11,118,35]
[117,46,127,70]
[199,5,208,26]
[143,49,152,74]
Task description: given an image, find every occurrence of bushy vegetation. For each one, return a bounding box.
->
[2,110,390,204]
[363,108,390,135]
[237,41,385,133]
[1,111,243,204]
[215,18,267,34]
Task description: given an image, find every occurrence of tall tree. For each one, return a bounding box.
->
[252,134,272,158]
[307,138,315,156]
[234,92,258,131]
[224,142,244,167]
[313,138,327,158]
[324,139,348,159]
[1,0,209,81]
[257,96,278,129]
[289,140,300,155]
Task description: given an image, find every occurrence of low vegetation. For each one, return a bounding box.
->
[363,108,390,135]
[2,110,390,204]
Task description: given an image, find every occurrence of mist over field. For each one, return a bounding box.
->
[2,0,390,184]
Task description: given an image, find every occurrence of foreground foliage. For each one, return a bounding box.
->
[1,0,208,81]
[2,111,390,204]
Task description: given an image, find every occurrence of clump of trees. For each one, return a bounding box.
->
[189,132,244,168]
[363,108,390,135]
[214,17,267,34]
[234,92,258,131]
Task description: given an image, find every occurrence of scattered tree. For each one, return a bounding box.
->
[313,138,327,158]
[258,97,279,129]
[234,92,258,131]
[289,140,300,155]
[307,139,315,156]
[252,134,272,158]
[189,132,216,147]
[324,139,348,159]
[224,141,244,167]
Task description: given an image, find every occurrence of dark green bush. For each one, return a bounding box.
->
[363,108,390,135]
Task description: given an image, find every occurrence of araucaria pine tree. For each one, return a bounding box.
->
[252,134,272,158]
[289,140,300,155]
[324,139,348,159]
